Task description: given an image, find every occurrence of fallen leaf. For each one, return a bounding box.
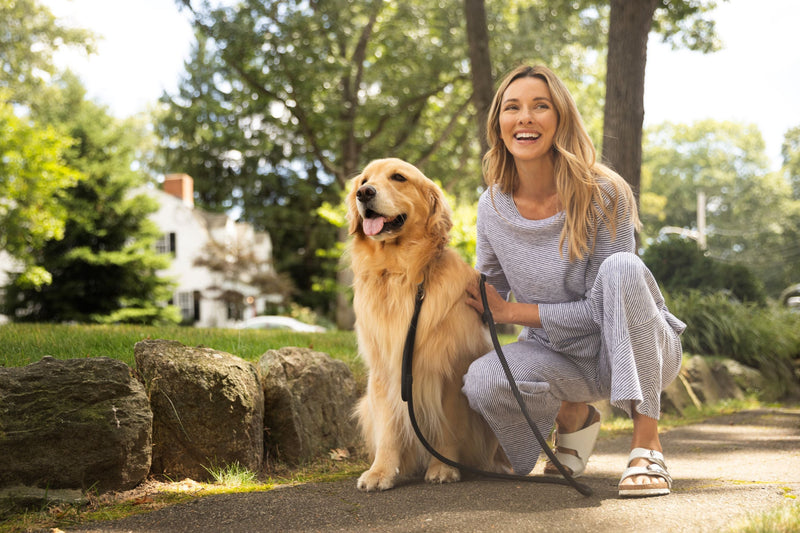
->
[329,448,350,461]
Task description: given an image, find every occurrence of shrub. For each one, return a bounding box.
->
[643,237,766,304]
[667,290,800,397]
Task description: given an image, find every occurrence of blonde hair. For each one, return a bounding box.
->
[483,65,641,261]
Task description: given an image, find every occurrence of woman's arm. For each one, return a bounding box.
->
[466,278,542,328]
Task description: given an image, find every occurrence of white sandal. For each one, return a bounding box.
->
[544,405,601,478]
[618,448,672,498]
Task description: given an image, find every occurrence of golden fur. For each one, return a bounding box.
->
[347,158,507,491]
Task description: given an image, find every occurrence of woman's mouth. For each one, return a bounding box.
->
[514,132,541,141]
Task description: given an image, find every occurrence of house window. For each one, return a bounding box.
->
[227,300,243,321]
[156,232,176,255]
[177,291,194,322]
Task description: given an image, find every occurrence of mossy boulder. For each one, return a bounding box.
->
[258,347,359,464]
[0,356,152,492]
[134,339,263,480]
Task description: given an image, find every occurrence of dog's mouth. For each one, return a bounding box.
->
[362,209,407,236]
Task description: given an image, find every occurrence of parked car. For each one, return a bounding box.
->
[780,284,800,312]
[237,315,326,333]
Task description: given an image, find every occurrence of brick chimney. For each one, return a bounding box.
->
[163,173,194,207]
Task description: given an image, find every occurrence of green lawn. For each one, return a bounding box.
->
[0,323,365,383]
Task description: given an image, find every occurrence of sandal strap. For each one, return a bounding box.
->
[554,406,601,461]
[619,463,673,488]
[627,447,668,470]
[620,448,673,488]
[550,452,586,476]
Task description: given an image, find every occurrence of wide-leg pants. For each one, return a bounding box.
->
[462,252,685,475]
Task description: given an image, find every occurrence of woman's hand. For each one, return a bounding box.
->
[466,276,511,324]
[466,274,542,328]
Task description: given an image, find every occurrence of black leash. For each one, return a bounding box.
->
[401,274,593,496]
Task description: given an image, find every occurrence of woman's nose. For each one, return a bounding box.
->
[518,107,534,123]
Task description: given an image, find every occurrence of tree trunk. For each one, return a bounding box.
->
[335,224,355,330]
[464,0,493,159]
[602,0,658,209]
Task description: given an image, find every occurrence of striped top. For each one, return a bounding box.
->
[476,181,645,357]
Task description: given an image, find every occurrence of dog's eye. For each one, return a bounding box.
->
[391,173,407,182]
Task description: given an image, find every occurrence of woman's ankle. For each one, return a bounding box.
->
[555,401,589,433]
[630,407,662,452]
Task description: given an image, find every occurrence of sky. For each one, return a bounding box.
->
[43,0,800,171]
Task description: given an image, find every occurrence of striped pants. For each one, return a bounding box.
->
[462,252,685,474]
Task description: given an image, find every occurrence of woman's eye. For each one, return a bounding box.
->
[391,173,407,182]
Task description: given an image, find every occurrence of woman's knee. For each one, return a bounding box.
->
[598,252,647,284]
[462,354,499,400]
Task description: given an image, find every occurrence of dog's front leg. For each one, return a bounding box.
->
[423,379,463,484]
[357,392,404,491]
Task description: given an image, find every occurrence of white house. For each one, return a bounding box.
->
[0,174,275,328]
[150,174,275,328]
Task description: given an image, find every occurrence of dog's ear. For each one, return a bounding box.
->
[346,176,362,236]
[426,183,453,247]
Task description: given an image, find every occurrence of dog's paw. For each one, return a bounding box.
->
[425,463,461,484]
[357,468,398,491]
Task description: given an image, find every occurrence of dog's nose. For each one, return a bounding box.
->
[356,185,376,202]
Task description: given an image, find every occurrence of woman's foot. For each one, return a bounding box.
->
[618,448,672,497]
[543,402,601,477]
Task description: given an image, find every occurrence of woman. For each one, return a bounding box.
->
[462,65,685,498]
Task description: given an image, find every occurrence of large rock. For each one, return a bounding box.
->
[257,347,359,464]
[713,359,769,399]
[0,356,152,492]
[708,360,746,401]
[660,372,702,416]
[682,355,731,404]
[134,339,263,481]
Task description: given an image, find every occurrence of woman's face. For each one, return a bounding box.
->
[498,76,558,164]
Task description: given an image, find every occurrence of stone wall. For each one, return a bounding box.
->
[0,344,775,502]
[0,340,359,501]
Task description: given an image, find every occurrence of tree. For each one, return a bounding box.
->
[4,74,179,324]
[603,0,722,202]
[641,236,765,304]
[602,0,657,203]
[155,31,343,315]
[193,230,294,319]
[0,94,82,287]
[642,119,799,296]
[781,125,800,200]
[464,0,493,158]
[167,0,610,326]
[0,0,94,102]
[171,0,481,326]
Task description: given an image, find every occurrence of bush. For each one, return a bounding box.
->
[643,237,766,304]
[667,290,800,397]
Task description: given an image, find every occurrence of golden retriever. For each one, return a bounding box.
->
[347,158,507,491]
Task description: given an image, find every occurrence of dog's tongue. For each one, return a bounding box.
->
[363,217,386,236]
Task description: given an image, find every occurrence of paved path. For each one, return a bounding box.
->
[72,408,800,533]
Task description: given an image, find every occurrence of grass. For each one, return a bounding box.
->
[728,500,800,533]
[0,322,365,384]
[203,461,261,488]
[598,395,765,439]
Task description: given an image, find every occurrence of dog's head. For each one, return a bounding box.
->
[346,158,452,248]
